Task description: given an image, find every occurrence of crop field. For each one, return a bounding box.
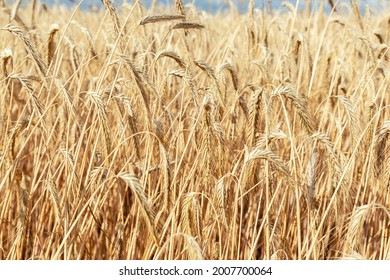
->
[0,0,389,260]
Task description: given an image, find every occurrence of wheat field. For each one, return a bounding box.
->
[0,0,389,260]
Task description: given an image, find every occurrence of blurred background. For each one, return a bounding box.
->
[5,0,390,13]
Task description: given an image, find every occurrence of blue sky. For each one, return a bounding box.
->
[8,0,389,13]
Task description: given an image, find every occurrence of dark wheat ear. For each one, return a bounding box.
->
[1,48,13,78]
[306,151,317,206]
[139,14,186,25]
[219,61,239,92]
[328,0,337,12]
[172,22,205,30]
[47,23,59,65]
[175,0,186,16]
[374,120,390,177]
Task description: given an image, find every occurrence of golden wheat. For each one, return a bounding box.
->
[0,0,389,261]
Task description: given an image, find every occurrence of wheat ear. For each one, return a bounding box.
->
[181,192,202,239]
[101,0,127,53]
[374,120,390,177]
[88,91,112,163]
[47,24,59,65]
[157,51,186,69]
[1,24,48,77]
[172,22,205,30]
[139,14,186,25]
[117,173,160,246]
